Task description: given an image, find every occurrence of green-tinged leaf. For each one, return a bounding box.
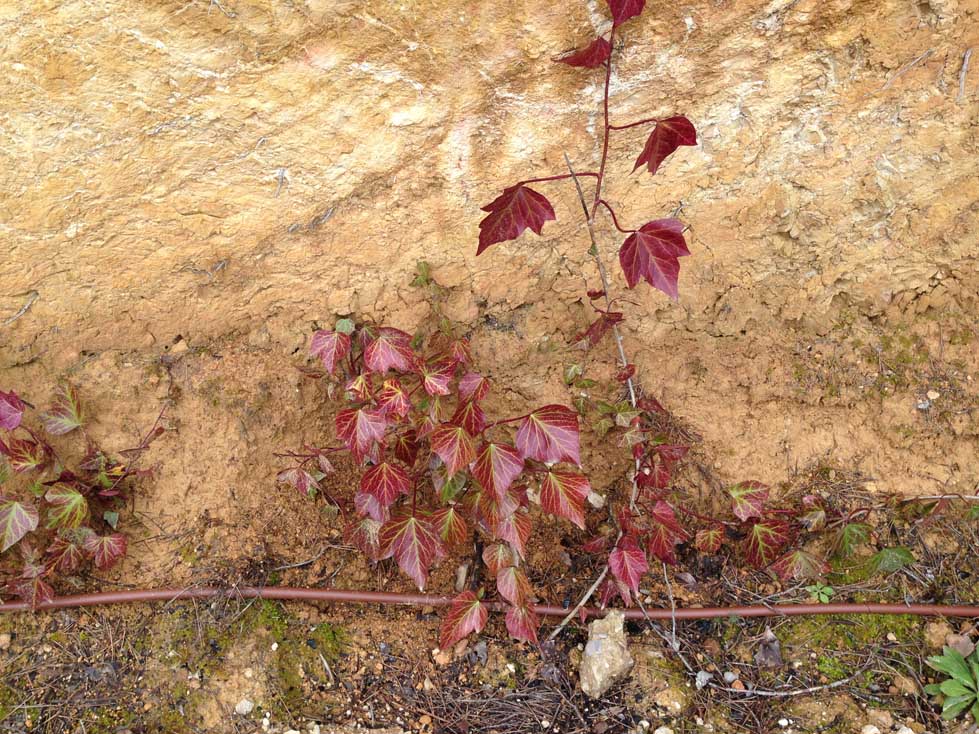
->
[431,506,467,547]
[563,364,582,385]
[940,679,975,697]
[103,510,120,530]
[334,318,356,335]
[0,459,9,485]
[770,549,830,582]
[923,683,942,696]
[928,647,974,687]
[593,418,615,438]
[727,481,769,521]
[969,505,979,521]
[41,382,84,435]
[867,546,914,576]
[743,518,791,568]
[0,437,47,473]
[44,484,90,529]
[942,693,975,720]
[0,497,39,552]
[832,522,870,559]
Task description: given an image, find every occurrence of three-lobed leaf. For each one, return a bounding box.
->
[606,0,645,26]
[360,462,411,508]
[477,185,556,256]
[632,116,697,175]
[770,549,830,581]
[556,37,611,68]
[609,535,648,595]
[364,328,414,373]
[335,407,387,461]
[516,405,581,465]
[44,484,90,529]
[379,512,442,590]
[619,219,690,300]
[310,330,351,374]
[41,383,84,435]
[539,469,590,529]
[84,532,127,570]
[0,497,39,553]
[0,389,26,431]
[440,590,488,649]
[743,518,791,568]
[505,604,540,644]
[472,443,524,501]
[430,423,476,477]
[727,481,769,522]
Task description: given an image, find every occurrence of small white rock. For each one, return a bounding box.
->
[886,633,898,642]
[234,699,255,716]
[540,720,551,729]
[284,730,300,734]
[653,727,674,734]
[271,642,279,651]
[859,726,880,734]
[722,671,738,684]
[895,727,915,734]
[778,719,789,728]
[927,390,940,400]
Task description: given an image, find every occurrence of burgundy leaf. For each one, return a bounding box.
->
[505,604,540,644]
[478,485,520,531]
[607,0,645,26]
[609,535,648,595]
[46,530,90,573]
[393,430,420,466]
[379,512,442,590]
[451,399,487,436]
[12,575,54,609]
[616,365,636,383]
[440,590,488,649]
[0,390,26,431]
[430,423,476,477]
[694,525,724,554]
[41,382,83,435]
[770,549,829,581]
[459,372,490,402]
[483,542,515,575]
[431,506,468,546]
[618,219,690,300]
[309,330,351,374]
[277,467,321,497]
[0,497,39,553]
[556,37,612,68]
[364,328,414,373]
[581,535,609,554]
[646,500,689,564]
[497,566,534,606]
[378,379,411,418]
[345,372,373,402]
[335,407,387,461]
[494,510,532,558]
[515,405,581,465]
[83,532,127,570]
[728,481,769,522]
[361,462,411,508]
[539,469,590,529]
[472,443,524,501]
[477,185,556,256]
[354,490,390,523]
[743,518,792,568]
[420,360,455,397]
[572,311,624,349]
[632,116,697,175]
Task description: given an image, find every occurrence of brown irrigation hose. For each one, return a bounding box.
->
[1,586,978,620]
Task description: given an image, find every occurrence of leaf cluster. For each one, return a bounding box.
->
[925,645,979,721]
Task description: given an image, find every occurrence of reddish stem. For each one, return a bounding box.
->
[3,586,979,621]
[519,173,599,187]
[609,116,661,131]
[597,199,634,234]
[589,28,616,219]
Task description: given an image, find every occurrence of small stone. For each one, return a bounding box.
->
[234,699,255,716]
[886,632,898,642]
[284,730,300,734]
[271,642,279,651]
[244,668,254,678]
[540,720,551,729]
[731,679,746,691]
[895,727,915,734]
[859,727,880,734]
[0,632,11,650]
[778,720,789,728]
[419,715,432,726]
[432,648,452,666]
[579,611,634,698]
[925,621,953,650]
[926,390,940,400]
[722,671,738,684]
[170,338,189,354]
[653,727,673,734]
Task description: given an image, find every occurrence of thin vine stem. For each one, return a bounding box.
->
[597,199,634,234]
[609,116,661,131]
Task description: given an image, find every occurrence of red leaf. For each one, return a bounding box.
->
[472,443,524,501]
[451,399,487,436]
[344,372,373,402]
[12,575,54,609]
[361,462,411,507]
[440,591,488,649]
[335,407,387,461]
[598,576,631,607]
[310,330,351,374]
[609,535,648,594]
[364,327,414,373]
[646,500,689,564]
[539,469,590,529]
[516,405,581,465]
[619,219,690,300]
[276,467,321,497]
[379,512,442,590]
[477,185,556,256]
[431,506,468,546]
[694,525,724,554]
[41,383,83,435]
[0,389,26,431]
[0,497,39,553]
[46,530,89,573]
[497,566,534,606]
[449,338,473,365]
[607,0,645,26]
[616,365,636,383]
[0,436,48,473]
[632,116,697,175]
[573,311,624,349]
[459,372,490,402]
[494,510,532,558]
[483,542,515,575]
[393,430,420,466]
[582,535,609,554]
[345,516,383,560]
[556,37,612,68]
[430,423,476,477]
[354,490,389,523]
[505,604,540,644]
[479,487,520,532]
[743,518,791,568]
[83,532,127,570]
[378,379,411,418]
[420,360,455,397]
[728,481,769,522]
[770,549,830,581]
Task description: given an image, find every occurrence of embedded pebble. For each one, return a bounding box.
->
[234,699,255,716]
[859,726,880,734]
